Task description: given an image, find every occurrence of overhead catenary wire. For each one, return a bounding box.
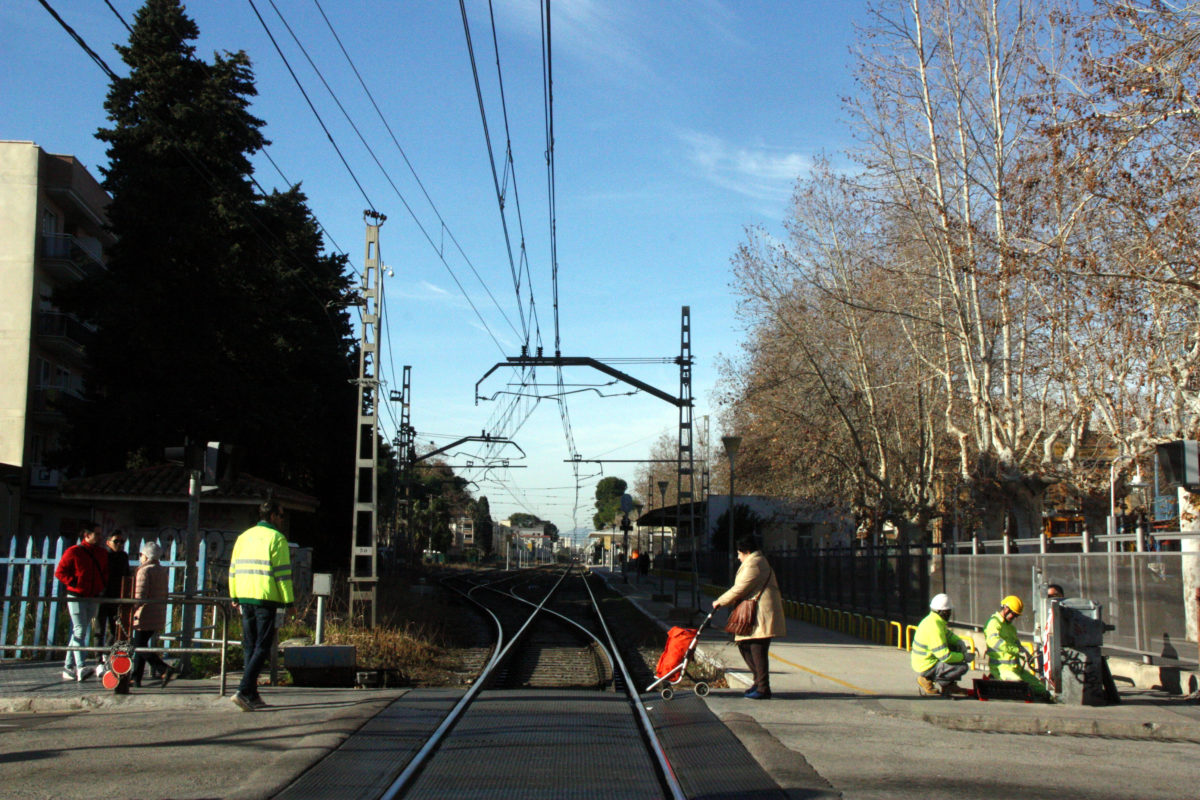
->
[245,0,376,211]
[313,0,523,348]
[267,0,519,353]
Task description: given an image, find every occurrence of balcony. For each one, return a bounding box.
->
[37,311,92,358]
[30,385,83,420]
[40,233,106,282]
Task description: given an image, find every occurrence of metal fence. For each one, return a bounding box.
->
[945,551,1187,658]
[0,533,212,656]
[699,542,1193,662]
[688,544,942,628]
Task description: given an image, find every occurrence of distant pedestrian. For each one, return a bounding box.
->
[130,542,178,688]
[54,522,109,681]
[911,593,970,697]
[228,499,294,711]
[711,536,785,699]
[97,529,132,650]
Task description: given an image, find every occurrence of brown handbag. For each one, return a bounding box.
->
[723,565,772,636]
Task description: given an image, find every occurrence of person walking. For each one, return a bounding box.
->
[96,530,132,655]
[711,535,785,699]
[228,499,294,711]
[54,522,109,681]
[130,542,178,688]
[911,593,971,696]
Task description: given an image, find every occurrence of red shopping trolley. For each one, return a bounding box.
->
[645,611,714,700]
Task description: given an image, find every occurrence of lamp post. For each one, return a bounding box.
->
[657,479,669,597]
[723,435,742,582]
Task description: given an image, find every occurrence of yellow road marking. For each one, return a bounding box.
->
[768,652,878,695]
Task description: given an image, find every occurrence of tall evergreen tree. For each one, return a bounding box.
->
[56,0,355,562]
[592,476,629,530]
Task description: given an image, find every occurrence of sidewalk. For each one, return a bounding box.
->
[601,567,1200,743]
[0,662,406,800]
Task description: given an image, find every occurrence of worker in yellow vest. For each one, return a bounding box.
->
[228,499,294,711]
[984,595,1049,699]
[911,593,971,697]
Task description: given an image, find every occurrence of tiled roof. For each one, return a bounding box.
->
[60,464,319,511]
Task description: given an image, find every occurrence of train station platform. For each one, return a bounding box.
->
[601,567,1200,745]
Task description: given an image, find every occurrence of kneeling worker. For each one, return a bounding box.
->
[984,595,1049,700]
[912,593,971,696]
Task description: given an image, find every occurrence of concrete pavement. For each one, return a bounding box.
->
[0,665,406,799]
[3,568,1198,800]
[602,567,1200,743]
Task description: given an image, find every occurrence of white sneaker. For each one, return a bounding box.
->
[77,666,95,682]
[62,669,77,681]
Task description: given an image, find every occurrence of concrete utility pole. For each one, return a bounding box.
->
[349,211,385,627]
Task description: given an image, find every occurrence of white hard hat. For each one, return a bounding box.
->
[930,593,952,611]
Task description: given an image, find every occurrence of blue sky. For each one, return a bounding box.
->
[4,0,866,540]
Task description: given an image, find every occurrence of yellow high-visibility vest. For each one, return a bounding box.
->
[911,611,965,672]
[229,523,294,606]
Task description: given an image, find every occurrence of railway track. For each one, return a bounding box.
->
[277,563,690,799]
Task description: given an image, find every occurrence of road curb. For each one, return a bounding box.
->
[913,709,1200,743]
[0,690,231,714]
[720,710,841,800]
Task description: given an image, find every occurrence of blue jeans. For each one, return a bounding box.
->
[239,604,278,698]
[64,599,98,672]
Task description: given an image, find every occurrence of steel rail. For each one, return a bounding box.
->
[379,565,574,800]
[579,570,688,800]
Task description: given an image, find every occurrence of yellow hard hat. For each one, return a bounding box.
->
[1001,595,1023,615]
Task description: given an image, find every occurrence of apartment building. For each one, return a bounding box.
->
[0,141,112,539]
[450,515,475,554]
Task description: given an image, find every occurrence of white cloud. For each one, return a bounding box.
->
[490,0,647,78]
[678,130,810,205]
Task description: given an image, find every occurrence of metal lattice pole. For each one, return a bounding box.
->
[349,212,385,627]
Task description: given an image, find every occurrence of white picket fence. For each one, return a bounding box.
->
[0,532,213,658]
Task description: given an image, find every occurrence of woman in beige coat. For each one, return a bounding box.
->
[712,536,786,699]
[131,542,178,688]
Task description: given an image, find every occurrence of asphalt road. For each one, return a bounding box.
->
[709,692,1200,800]
[0,689,403,800]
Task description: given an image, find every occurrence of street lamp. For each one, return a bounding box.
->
[723,435,742,581]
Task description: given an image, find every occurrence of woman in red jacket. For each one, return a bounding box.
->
[54,522,109,681]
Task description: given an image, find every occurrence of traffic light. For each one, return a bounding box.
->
[164,440,236,487]
[203,441,236,487]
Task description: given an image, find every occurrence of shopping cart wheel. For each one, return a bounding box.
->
[694,682,710,697]
[660,687,674,701]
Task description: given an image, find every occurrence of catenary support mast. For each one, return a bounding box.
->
[349,211,385,627]
[675,306,698,610]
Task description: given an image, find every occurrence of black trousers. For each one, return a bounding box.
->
[97,605,122,647]
[132,629,170,683]
[737,637,772,693]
